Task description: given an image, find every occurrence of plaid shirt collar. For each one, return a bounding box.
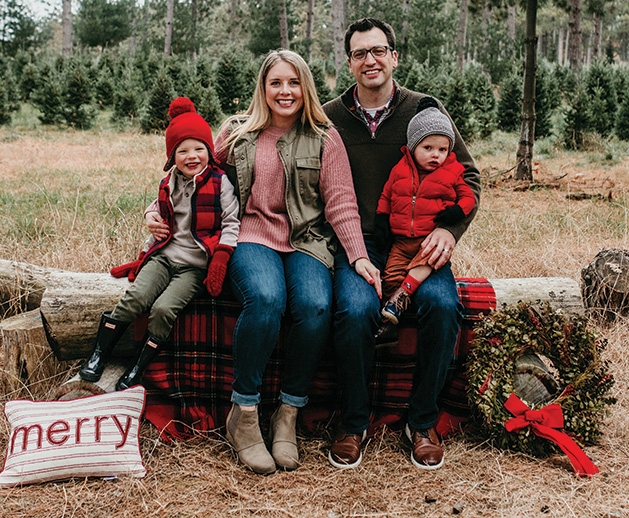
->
[353,84,396,135]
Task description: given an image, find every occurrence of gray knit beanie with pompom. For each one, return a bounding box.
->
[407,97,455,154]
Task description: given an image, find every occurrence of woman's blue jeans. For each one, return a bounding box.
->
[333,237,462,434]
[229,243,333,408]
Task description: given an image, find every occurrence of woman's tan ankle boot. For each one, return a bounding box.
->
[225,404,276,475]
[269,403,299,470]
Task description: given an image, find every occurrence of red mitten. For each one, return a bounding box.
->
[110,251,146,282]
[204,245,234,296]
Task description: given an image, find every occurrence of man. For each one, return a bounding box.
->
[323,18,481,470]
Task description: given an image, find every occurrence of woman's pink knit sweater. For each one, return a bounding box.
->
[216,125,367,265]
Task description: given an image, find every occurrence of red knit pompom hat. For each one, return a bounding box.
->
[163,97,215,171]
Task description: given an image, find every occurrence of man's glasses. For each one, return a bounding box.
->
[348,45,393,61]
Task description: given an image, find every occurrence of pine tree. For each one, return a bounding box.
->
[585,60,618,137]
[0,78,11,125]
[112,73,141,124]
[497,71,522,132]
[215,46,253,115]
[140,68,175,133]
[309,62,332,105]
[534,61,556,138]
[197,83,225,129]
[95,71,115,109]
[562,85,591,150]
[31,63,64,126]
[465,63,496,139]
[615,92,629,141]
[19,62,38,101]
[332,65,354,97]
[444,70,476,142]
[62,59,97,129]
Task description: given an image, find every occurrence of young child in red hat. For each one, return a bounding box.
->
[79,97,240,390]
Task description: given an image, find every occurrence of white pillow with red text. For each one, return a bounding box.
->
[0,385,146,487]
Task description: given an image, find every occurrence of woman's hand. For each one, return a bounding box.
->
[419,228,455,269]
[354,258,382,298]
[145,211,170,241]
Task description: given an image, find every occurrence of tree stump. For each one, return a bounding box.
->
[0,309,75,398]
[581,248,629,320]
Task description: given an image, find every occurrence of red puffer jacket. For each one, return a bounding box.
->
[377,146,476,238]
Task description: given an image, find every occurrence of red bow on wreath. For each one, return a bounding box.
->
[503,394,599,477]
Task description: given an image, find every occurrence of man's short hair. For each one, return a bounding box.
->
[344,18,396,56]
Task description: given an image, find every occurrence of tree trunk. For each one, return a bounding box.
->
[592,12,602,60]
[191,0,198,59]
[331,0,347,80]
[61,0,72,57]
[399,0,412,58]
[515,0,538,181]
[164,0,175,56]
[230,0,239,41]
[306,0,315,61]
[557,26,564,64]
[507,4,516,41]
[567,0,582,71]
[457,0,469,71]
[279,0,289,49]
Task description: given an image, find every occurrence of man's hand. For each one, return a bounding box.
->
[420,228,455,269]
[354,258,382,298]
[146,211,170,241]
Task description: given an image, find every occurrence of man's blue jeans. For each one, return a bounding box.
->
[229,243,333,408]
[333,237,462,434]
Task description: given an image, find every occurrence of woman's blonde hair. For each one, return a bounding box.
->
[219,49,331,154]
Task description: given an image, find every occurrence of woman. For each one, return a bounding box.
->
[147,50,380,474]
[217,50,380,474]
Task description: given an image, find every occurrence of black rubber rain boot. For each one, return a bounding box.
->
[116,335,167,391]
[79,312,130,382]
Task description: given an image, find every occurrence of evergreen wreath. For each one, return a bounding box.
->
[466,301,616,457]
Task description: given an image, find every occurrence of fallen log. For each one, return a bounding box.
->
[0,259,56,319]
[0,260,584,361]
[39,269,136,360]
[0,309,74,398]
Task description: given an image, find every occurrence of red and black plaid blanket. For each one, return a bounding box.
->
[141,278,496,440]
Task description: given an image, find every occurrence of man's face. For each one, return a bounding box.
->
[347,28,398,93]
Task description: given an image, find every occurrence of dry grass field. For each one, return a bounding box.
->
[1,108,629,517]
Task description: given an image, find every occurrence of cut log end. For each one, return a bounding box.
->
[581,248,629,320]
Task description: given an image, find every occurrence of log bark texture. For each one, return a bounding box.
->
[581,248,629,320]
[1,260,584,360]
[39,269,136,360]
[0,309,74,398]
[0,259,55,318]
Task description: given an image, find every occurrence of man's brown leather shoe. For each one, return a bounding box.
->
[328,431,366,468]
[405,424,444,470]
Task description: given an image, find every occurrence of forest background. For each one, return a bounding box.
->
[2,0,629,516]
[0,0,629,145]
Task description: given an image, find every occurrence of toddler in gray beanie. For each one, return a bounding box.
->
[407,97,455,153]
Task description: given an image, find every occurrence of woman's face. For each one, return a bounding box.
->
[265,60,304,128]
